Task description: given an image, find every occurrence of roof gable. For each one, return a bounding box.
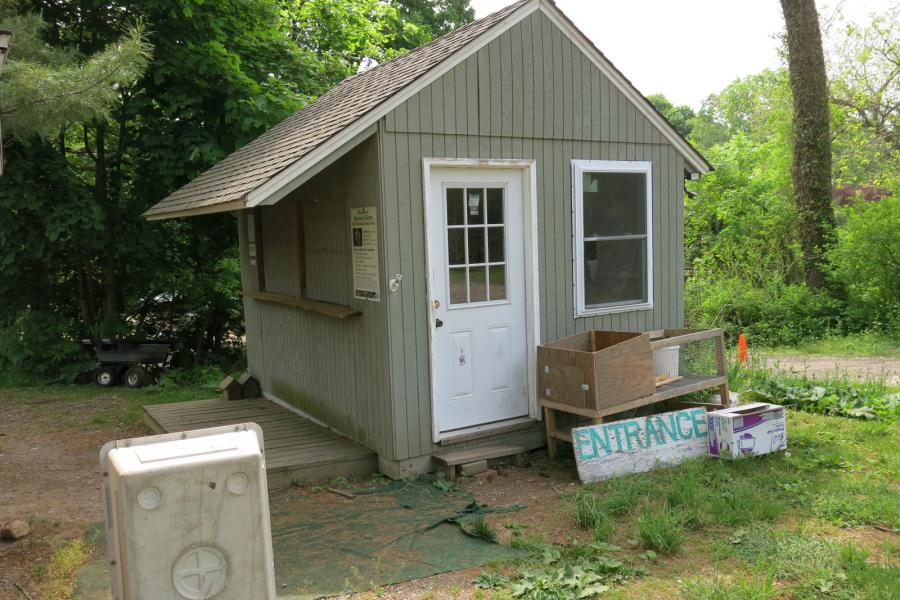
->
[145,0,708,220]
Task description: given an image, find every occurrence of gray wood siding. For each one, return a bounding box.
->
[381,11,687,460]
[238,137,395,459]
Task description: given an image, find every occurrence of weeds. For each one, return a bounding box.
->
[469,517,497,543]
[743,371,899,419]
[487,542,642,600]
[636,508,686,554]
[570,490,613,541]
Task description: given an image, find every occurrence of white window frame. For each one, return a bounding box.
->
[572,159,653,317]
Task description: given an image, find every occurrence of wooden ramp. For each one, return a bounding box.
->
[143,398,378,489]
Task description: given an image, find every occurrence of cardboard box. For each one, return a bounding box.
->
[707,403,787,459]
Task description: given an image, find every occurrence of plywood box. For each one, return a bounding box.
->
[538,331,655,412]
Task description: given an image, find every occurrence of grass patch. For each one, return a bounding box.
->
[712,524,900,599]
[0,382,220,431]
[636,507,686,554]
[570,490,613,541]
[38,539,88,600]
[764,330,900,357]
[680,573,777,600]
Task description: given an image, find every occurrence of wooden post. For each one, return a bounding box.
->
[713,330,731,406]
[544,406,557,459]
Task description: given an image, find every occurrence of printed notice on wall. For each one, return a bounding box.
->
[350,206,380,301]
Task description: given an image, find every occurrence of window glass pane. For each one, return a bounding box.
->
[488,227,504,262]
[583,238,646,306]
[582,172,646,237]
[447,229,465,265]
[489,265,507,300]
[447,188,464,225]
[449,267,467,304]
[466,188,485,225]
[467,227,485,264]
[487,188,504,224]
[470,266,487,302]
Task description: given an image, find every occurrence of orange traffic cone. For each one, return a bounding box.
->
[737,333,749,364]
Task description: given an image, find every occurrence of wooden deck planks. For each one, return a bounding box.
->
[143,398,377,488]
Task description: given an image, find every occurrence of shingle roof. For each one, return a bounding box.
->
[144,0,534,219]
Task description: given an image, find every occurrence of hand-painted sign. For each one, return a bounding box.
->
[572,408,709,482]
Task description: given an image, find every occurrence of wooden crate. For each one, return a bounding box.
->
[538,331,655,412]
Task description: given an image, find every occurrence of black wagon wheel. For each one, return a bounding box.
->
[95,366,118,388]
[124,366,149,389]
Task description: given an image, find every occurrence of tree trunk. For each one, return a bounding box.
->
[92,122,121,322]
[780,0,836,289]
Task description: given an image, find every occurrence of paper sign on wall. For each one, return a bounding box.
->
[350,207,380,301]
[572,408,709,482]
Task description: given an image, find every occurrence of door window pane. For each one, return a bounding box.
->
[488,227,504,262]
[487,188,504,224]
[466,189,485,224]
[467,228,485,264]
[489,265,507,300]
[582,172,646,238]
[449,267,468,304]
[447,229,465,265]
[469,266,487,302]
[583,238,646,306]
[447,188,464,225]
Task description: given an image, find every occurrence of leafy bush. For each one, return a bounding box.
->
[687,278,852,346]
[742,372,899,420]
[0,309,92,382]
[829,196,900,324]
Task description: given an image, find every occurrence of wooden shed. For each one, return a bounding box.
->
[145,0,711,479]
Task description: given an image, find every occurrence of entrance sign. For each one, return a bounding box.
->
[350,206,380,301]
[572,408,708,482]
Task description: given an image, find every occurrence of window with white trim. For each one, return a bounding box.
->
[572,160,652,316]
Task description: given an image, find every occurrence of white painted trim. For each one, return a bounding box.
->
[246,0,542,208]
[538,2,710,174]
[245,0,708,210]
[422,158,541,444]
[572,159,654,318]
[437,416,536,444]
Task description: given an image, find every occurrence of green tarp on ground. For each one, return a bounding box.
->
[74,476,526,599]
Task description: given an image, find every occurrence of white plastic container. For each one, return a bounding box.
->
[652,345,680,379]
[100,423,275,600]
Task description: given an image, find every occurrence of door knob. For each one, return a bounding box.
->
[435,318,444,328]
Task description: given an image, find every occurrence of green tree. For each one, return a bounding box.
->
[0,10,150,140]
[828,196,900,322]
[0,0,472,378]
[647,93,695,139]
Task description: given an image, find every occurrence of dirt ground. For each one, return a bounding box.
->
[761,354,900,385]
[1,385,896,599]
[0,387,580,600]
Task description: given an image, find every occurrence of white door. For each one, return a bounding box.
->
[427,167,529,434]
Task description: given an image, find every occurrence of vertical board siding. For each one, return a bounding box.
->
[239,137,394,459]
[378,10,690,460]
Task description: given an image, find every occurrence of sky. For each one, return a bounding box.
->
[471,0,894,109]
